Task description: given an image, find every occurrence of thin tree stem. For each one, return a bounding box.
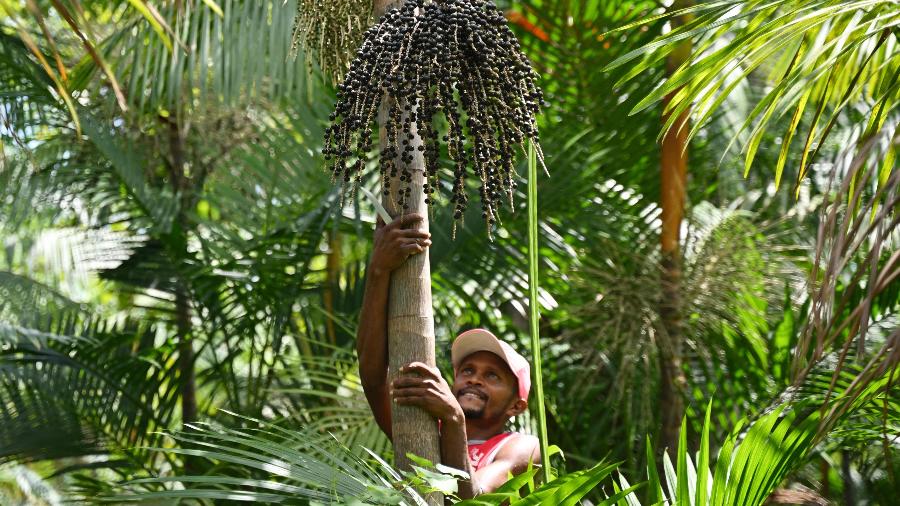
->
[528,140,551,484]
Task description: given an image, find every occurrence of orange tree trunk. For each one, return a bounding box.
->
[324,230,341,345]
[658,0,692,455]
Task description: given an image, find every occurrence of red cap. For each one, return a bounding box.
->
[451,329,531,402]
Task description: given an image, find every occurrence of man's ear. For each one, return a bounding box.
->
[506,398,527,417]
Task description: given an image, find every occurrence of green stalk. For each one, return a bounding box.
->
[527,139,551,484]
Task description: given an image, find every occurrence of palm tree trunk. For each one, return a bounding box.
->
[168,117,199,474]
[841,450,856,505]
[168,118,199,430]
[324,230,342,345]
[658,0,692,454]
[176,286,197,426]
[658,104,688,455]
[374,0,442,497]
[820,458,831,498]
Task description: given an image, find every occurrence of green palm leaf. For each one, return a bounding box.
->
[618,358,898,506]
[107,413,424,505]
[105,0,316,113]
[608,0,900,192]
[0,319,178,468]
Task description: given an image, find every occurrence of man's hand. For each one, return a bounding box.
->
[391,362,464,425]
[370,213,432,275]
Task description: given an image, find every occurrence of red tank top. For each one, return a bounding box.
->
[468,432,516,471]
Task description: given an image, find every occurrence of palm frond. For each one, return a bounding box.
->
[0,30,68,139]
[78,111,180,232]
[270,341,390,459]
[0,272,81,326]
[791,118,900,434]
[104,0,316,114]
[107,413,424,505]
[558,195,807,469]
[616,357,898,506]
[608,0,900,191]
[113,412,638,506]
[3,0,181,126]
[0,318,179,469]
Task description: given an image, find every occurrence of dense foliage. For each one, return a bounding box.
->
[325,0,545,227]
[0,0,897,504]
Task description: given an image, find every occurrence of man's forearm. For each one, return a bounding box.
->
[357,266,392,433]
[441,416,478,499]
[358,266,390,384]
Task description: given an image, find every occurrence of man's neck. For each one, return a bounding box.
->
[465,419,508,442]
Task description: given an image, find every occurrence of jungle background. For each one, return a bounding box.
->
[0,0,897,504]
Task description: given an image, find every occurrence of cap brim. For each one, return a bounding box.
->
[451,329,507,369]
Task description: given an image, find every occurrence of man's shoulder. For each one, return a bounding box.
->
[495,433,540,463]
[506,432,537,444]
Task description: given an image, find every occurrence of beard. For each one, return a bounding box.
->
[457,387,487,419]
[462,405,485,419]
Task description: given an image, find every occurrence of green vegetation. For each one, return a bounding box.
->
[1,1,897,504]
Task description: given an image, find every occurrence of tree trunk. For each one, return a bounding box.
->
[820,458,831,498]
[168,118,199,431]
[171,120,199,477]
[175,286,198,426]
[841,450,855,506]
[658,0,692,455]
[374,1,442,501]
[324,230,342,345]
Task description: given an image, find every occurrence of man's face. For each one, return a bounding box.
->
[452,351,522,421]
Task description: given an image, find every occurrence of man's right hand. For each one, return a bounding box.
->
[370,213,432,275]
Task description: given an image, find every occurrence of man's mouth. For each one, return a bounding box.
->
[458,388,487,402]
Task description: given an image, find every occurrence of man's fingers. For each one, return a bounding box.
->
[404,361,435,370]
[395,213,424,227]
[395,235,430,245]
[394,396,429,407]
[395,229,431,239]
[401,362,440,378]
[400,237,432,247]
[390,213,424,229]
[392,387,431,398]
[393,379,442,393]
[400,244,426,255]
[392,376,428,388]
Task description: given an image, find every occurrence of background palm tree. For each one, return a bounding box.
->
[1,0,897,504]
[608,0,900,423]
[2,0,373,488]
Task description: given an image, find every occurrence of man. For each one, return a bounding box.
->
[357,213,540,498]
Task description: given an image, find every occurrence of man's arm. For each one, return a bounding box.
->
[472,434,541,494]
[392,363,541,498]
[357,214,431,439]
[391,362,477,498]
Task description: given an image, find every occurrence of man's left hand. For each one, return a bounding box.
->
[391,362,463,425]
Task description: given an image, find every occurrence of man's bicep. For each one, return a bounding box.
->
[472,459,518,493]
[473,435,541,493]
[364,383,393,439]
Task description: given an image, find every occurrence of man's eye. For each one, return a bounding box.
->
[487,372,499,381]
